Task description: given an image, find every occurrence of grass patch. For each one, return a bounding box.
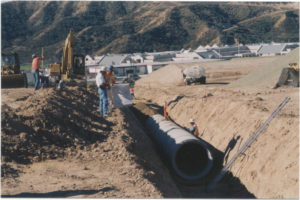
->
[20,64,32,71]
[21,63,50,71]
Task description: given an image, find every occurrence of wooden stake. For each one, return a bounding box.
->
[164,101,167,119]
[41,47,44,68]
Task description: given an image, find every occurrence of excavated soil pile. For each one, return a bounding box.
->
[2,86,102,165]
[136,64,184,88]
[230,48,299,88]
[1,86,181,198]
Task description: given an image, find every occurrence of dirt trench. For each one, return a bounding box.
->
[131,53,299,198]
[1,85,257,198]
[133,84,299,199]
[130,100,256,198]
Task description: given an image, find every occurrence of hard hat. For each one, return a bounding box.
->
[32,54,36,58]
[100,66,106,72]
[189,118,195,123]
[107,65,114,72]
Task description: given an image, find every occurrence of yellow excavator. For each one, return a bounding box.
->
[49,29,85,81]
[1,52,27,88]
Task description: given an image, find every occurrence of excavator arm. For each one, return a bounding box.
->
[61,29,74,79]
[49,29,85,81]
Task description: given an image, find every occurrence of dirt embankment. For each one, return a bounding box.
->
[136,56,278,88]
[230,47,299,88]
[1,86,180,198]
[134,54,299,198]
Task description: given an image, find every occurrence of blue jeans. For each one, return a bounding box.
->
[98,88,108,115]
[33,69,40,90]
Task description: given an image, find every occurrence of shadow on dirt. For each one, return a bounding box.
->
[1,163,21,178]
[176,137,255,198]
[129,102,255,198]
[121,105,181,197]
[205,82,229,85]
[1,187,115,198]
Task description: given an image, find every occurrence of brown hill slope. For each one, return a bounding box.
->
[1,2,299,63]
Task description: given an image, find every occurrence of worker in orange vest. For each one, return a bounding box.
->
[189,118,199,137]
[32,54,44,90]
[106,65,116,113]
[129,87,135,99]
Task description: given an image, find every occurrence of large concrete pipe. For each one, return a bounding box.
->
[146,114,213,181]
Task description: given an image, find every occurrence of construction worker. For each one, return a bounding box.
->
[42,66,50,88]
[130,87,135,99]
[189,118,199,137]
[32,54,44,90]
[96,66,108,116]
[106,65,116,113]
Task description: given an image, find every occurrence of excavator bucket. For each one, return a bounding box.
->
[1,52,28,88]
[2,73,27,88]
[275,65,299,88]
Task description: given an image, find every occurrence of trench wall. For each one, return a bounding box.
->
[134,85,299,198]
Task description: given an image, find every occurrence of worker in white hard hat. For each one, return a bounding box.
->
[189,118,199,137]
[96,66,108,116]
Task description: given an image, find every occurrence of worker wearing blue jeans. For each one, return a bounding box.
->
[96,66,108,116]
[98,87,108,115]
[32,69,40,90]
[31,54,43,90]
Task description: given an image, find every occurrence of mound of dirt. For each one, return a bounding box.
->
[229,48,299,88]
[1,86,103,164]
[135,64,184,88]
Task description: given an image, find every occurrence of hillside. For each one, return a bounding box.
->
[1,1,299,63]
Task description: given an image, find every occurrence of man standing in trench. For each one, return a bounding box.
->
[32,54,44,90]
[189,118,199,137]
[96,66,108,117]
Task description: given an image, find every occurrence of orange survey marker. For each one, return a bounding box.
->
[164,101,167,119]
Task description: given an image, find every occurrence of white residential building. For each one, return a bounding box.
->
[173,51,204,61]
[144,51,176,63]
[247,44,262,55]
[85,55,104,66]
[257,44,287,56]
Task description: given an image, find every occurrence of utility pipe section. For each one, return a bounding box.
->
[146,114,213,181]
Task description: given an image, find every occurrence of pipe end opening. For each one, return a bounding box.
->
[175,142,211,178]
